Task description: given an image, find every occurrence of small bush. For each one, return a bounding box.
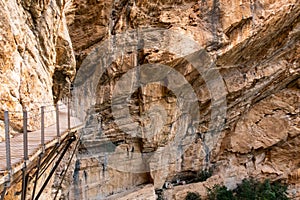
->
[185,192,201,200]
[234,178,257,199]
[234,178,289,200]
[270,181,289,200]
[207,178,289,200]
[196,168,213,182]
[208,185,234,200]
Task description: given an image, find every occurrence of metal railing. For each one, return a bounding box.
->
[1,97,72,200]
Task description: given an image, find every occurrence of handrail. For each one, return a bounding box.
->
[0,95,80,199]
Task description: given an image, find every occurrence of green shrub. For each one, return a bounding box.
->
[208,185,234,200]
[234,178,289,200]
[196,168,213,182]
[185,192,201,200]
[207,178,289,200]
[270,181,289,200]
[234,178,257,199]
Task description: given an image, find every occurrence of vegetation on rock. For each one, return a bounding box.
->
[196,168,214,182]
[208,185,234,200]
[207,178,289,200]
[185,192,201,200]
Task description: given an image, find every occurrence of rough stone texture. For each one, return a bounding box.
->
[106,184,156,200]
[228,89,299,154]
[0,0,76,139]
[66,0,300,199]
[1,0,299,199]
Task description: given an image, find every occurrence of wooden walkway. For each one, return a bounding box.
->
[0,103,82,187]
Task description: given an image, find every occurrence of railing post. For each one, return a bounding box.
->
[41,106,45,153]
[4,111,11,187]
[23,110,28,161]
[67,96,71,131]
[21,110,29,200]
[56,104,60,143]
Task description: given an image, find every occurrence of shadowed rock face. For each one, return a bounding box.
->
[0,0,76,136]
[66,0,300,199]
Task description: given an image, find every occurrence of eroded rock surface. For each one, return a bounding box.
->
[0,0,76,138]
[67,0,300,199]
[1,0,299,199]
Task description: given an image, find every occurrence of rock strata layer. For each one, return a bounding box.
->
[1,0,299,199]
[0,0,76,139]
[67,0,300,199]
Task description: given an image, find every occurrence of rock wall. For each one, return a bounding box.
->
[0,0,76,138]
[67,0,300,199]
[1,0,299,199]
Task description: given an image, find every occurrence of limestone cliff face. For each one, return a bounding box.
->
[67,0,300,199]
[0,0,297,199]
[0,0,76,138]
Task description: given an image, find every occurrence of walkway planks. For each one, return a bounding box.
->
[0,106,82,185]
